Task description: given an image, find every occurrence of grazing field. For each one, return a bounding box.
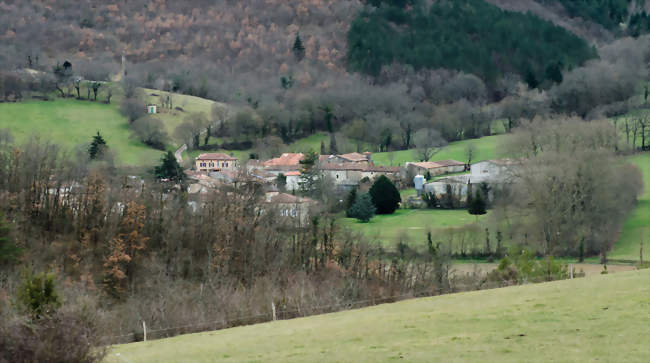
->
[0,99,162,166]
[611,153,650,261]
[142,88,223,146]
[107,269,650,363]
[340,209,488,247]
[372,134,509,166]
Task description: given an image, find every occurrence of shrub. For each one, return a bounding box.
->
[347,193,376,223]
[369,175,401,214]
[17,271,61,319]
[0,311,106,363]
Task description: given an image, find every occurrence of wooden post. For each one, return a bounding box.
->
[142,321,147,342]
[271,302,277,321]
[569,264,573,279]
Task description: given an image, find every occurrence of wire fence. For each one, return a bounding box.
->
[100,277,561,345]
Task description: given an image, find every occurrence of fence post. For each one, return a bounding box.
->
[142,321,147,342]
[271,302,277,321]
[569,264,573,279]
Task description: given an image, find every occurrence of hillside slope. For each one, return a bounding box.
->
[108,270,650,362]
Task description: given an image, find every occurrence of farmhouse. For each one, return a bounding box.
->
[195,153,239,173]
[265,192,316,225]
[470,159,516,180]
[406,160,465,178]
[319,152,372,165]
[424,159,518,201]
[320,163,401,189]
[263,153,304,174]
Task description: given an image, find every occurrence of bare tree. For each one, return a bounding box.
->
[413,128,447,162]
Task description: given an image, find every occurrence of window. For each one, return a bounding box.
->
[225,162,229,167]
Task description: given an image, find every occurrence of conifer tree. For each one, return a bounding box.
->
[468,189,487,221]
[320,140,326,155]
[329,132,338,154]
[369,175,401,214]
[293,32,306,62]
[154,151,185,183]
[88,131,107,160]
[347,193,376,223]
[345,188,358,216]
[299,150,319,194]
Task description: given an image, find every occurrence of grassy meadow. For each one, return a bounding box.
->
[107,269,650,362]
[372,134,509,166]
[340,209,488,247]
[0,99,163,166]
[610,153,650,261]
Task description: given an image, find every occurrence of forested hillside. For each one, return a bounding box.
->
[347,0,596,87]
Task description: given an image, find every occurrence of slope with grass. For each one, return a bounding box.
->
[611,153,650,261]
[108,269,650,362]
[0,99,162,166]
[372,134,508,166]
[340,209,488,247]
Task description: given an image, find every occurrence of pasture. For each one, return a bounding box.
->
[0,99,163,166]
[372,134,509,166]
[340,209,488,247]
[611,153,650,261]
[107,269,650,362]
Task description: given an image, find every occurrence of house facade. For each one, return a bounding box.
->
[265,192,316,225]
[195,153,239,173]
[406,160,465,178]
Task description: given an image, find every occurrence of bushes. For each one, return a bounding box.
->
[369,175,401,214]
[347,193,376,223]
[131,116,169,150]
[0,310,106,363]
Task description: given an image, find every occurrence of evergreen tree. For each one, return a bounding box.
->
[369,175,401,214]
[345,188,358,216]
[347,193,376,223]
[468,189,487,220]
[320,140,326,155]
[276,173,287,192]
[329,132,338,154]
[154,151,185,183]
[299,150,319,195]
[17,271,61,319]
[293,32,306,62]
[0,212,21,266]
[88,131,107,160]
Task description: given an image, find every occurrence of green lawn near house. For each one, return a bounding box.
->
[340,209,488,247]
[611,153,650,261]
[372,134,509,166]
[107,269,650,363]
[0,99,163,166]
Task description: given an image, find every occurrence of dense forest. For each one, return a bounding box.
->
[536,0,636,30]
[348,0,596,88]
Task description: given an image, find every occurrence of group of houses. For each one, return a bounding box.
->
[187,150,516,220]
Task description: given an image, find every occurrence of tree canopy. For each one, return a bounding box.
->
[347,0,596,88]
[369,175,401,214]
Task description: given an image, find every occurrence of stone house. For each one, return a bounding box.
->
[262,153,304,175]
[265,192,316,225]
[195,153,239,173]
[405,160,465,178]
[319,152,372,165]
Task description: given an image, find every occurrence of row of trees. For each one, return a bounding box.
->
[0,133,473,344]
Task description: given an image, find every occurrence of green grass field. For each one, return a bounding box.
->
[142,88,224,147]
[372,134,508,166]
[611,153,650,261]
[107,269,650,362]
[0,99,163,166]
[341,209,488,247]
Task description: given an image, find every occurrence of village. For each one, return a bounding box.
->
[184,149,515,225]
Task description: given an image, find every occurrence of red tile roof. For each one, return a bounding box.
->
[263,153,304,167]
[339,152,370,162]
[196,153,238,161]
[284,171,301,176]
